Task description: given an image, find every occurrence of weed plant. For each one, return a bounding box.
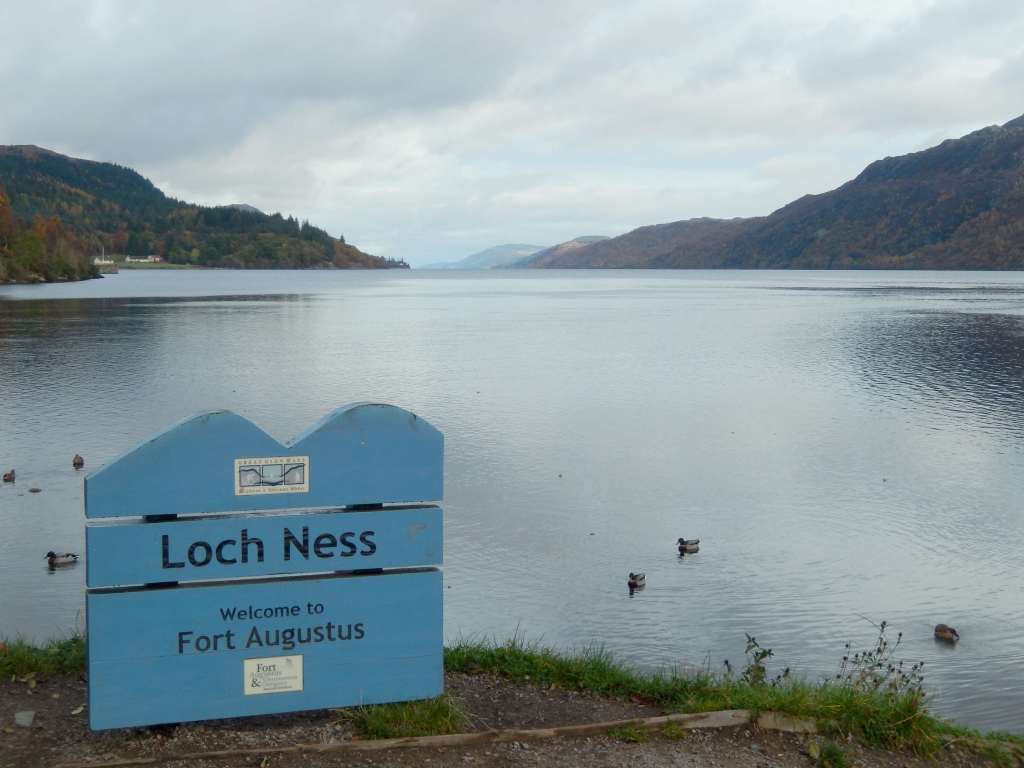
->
[0,635,85,677]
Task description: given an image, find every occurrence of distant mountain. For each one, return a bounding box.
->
[0,145,406,277]
[422,243,546,269]
[519,236,609,268]
[522,114,1024,269]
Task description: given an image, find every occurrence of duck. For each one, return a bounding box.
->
[45,551,79,568]
[934,624,960,643]
[627,572,646,589]
[72,454,84,470]
[2,469,13,483]
[677,537,700,554]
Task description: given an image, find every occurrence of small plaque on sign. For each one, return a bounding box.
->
[243,655,304,695]
[234,456,309,496]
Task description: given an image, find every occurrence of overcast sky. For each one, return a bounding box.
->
[0,1,1021,264]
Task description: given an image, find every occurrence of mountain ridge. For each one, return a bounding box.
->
[520,235,609,268]
[522,115,1024,270]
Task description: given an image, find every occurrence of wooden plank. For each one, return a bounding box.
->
[85,403,443,518]
[53,710,757,767]
[86,569,442,730]
[86,506,442,588]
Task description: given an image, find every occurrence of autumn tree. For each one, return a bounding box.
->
[0,186,13,249]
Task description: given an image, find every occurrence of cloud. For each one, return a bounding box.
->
[0,0,1021,264]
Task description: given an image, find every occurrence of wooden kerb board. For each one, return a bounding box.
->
[84,402,444,731]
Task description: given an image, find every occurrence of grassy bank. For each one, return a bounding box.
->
[444,637,1023,760]
[3,633,1021,762]
[446,638,928,748]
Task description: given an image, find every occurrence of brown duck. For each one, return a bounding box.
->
[45,551,79,567]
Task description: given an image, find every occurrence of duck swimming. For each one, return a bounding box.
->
[677,537,700,554]
[72,454,84,470]
[627,572,645,589]
[934,624,960,643]
[45,551,78,568]
[2,469,13,483]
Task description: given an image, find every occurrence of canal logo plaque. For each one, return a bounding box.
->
[235,456,309,495]
[84,402,443,731]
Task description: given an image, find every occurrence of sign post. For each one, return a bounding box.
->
[84,403,443,731]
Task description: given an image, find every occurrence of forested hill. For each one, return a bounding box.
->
[0,145,405,274]
[522,114,1024,269]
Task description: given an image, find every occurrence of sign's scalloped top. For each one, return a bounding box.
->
[85,403,443,518]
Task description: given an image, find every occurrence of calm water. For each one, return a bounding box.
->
[1,269,1022,733]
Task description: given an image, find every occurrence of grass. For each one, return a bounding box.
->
[444,636,1023,757]
[339,693,467,739]
[817,740,848,768]
[930,720,1024,766]
[607,724,648,743]
[661,722,689,740]
[0,634,85,678]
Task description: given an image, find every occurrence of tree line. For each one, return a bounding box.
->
[0,185,98,283]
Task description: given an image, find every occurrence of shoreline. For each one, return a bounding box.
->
[2,634,1020,767]
[0,263,412,285]
[0,272,102,286]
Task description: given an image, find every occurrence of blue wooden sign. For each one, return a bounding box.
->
[84,403,444,731]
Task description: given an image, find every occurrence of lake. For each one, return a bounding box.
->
[1,268,1022,733]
